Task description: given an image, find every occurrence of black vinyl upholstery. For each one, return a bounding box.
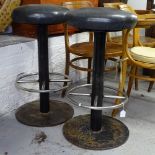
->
[67,7,137,31]
[12,4,69,25]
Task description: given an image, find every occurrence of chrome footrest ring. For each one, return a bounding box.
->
[16,72,72,93]
[67,84,128,110]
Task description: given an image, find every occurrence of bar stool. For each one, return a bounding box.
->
[12,4,74,127]
[63,8,137,150]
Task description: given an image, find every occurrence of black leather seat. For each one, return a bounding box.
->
[67,7,137,31]
[12,4,69,24]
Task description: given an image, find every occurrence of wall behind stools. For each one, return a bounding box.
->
[0,40,38,116]
[48,32,89,82]
[128,0,147,9]
[0,32,89,115]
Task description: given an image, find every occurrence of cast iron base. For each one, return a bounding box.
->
[15,100,74,127]
[63,114,129,150]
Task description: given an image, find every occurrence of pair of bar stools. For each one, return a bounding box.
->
[12,4,137,150]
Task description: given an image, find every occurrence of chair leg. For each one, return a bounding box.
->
[135,67,138,90]
[148,72,155,92]
[148,81,154,92]
[112,59,127,117]
[127,65,136,97]
[62,53,70,97]
[87,57,92,84]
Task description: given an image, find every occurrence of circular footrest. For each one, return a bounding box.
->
[67,84,128,110]
[16,72,72,93]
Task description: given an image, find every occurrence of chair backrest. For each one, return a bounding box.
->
[104,2,124,9]
[118,4,136,14]
[118,4,143,46]
[62,1,94,9]
[104,3,125,43]
[62,1,94,48]
[104,3,140,46]
[0,0,5,5]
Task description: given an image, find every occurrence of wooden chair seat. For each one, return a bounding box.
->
[70,41,123,58]
[106,43,123,58]
[70,42,93,57]
[61,1,95,91]
[130,46,155,64]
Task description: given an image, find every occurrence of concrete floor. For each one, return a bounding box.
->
[0,74,155,155]
[0,34,155,155]
[0,35,34,47]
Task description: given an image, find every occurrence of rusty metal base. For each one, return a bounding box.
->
[15,100,74,127]
[63,114,129,150]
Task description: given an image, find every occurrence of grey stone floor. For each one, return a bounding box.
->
[0,34,155,155]
[0,73,155,155]
[0,35,34,47]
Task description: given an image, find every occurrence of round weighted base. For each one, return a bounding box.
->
[63,114,129,150]
[15,100,74,127]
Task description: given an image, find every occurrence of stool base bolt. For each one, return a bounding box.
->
[15,100,74,127]
[63,114,129,150]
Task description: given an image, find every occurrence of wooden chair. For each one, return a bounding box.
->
[106,3,155,92]
[104,2,133,116]
[61,1,94,97]
[62,1,124,82]
[62,1,120,87]
[118,4,155,96]
[0,0,21,32]
[108,3,155,48]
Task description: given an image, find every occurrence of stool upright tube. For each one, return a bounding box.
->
[91,32,106,131]
[37,24,49,113]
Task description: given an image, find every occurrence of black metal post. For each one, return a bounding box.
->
[91,31,106,131]
[37,24,49,113]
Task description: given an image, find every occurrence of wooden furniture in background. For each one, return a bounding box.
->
[143,0,155,92]
[98,0,127,7]
[146,0,155,37]
[116,3,155,95]
[12,0,98,37]
[62,1,94,97]
[0,0,20,32]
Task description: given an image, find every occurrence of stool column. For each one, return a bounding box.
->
[37,24,49,113]
[91,31,106,131]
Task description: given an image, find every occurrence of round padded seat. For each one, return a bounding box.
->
[12,4,69,24]
[130,46,155,64]
[67,7,137,31]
